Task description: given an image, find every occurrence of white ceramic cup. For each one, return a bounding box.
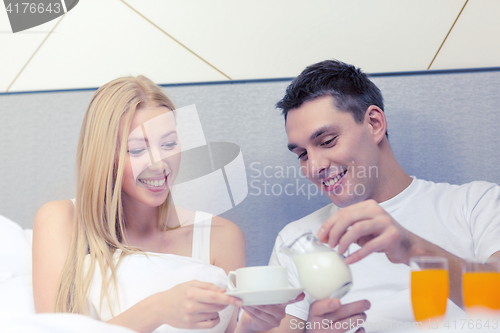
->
[227,266,289,292]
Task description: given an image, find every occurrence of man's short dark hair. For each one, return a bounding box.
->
[276,60,384,125]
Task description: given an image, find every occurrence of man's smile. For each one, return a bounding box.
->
[321,168,348,188]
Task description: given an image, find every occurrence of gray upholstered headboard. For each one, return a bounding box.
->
[1,69,499,266]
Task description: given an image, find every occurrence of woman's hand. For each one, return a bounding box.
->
[237,293,305,333]
[153,280,243,330]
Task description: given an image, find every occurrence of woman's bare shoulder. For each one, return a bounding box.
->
[211,216,244,243]
[33,199,75,235]
[32,199,76,313]
[210,216,246,269]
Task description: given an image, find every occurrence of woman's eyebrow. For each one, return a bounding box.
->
[128,137,147,142]
[128,130,177,142]
[159,130,177,139]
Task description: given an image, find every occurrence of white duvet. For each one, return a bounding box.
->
[0,215,135,333]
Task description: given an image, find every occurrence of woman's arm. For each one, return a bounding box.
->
[32,199,75,313]
[33,201,241,332]
[211,217,302,333]
[103,214,245,332]
[107,280,241,333]
[210,216,247,333]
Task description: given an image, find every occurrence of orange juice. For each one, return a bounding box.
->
[411,269,449,321]
[463,272,500,310]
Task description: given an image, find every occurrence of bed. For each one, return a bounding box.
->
[0,214,135,333]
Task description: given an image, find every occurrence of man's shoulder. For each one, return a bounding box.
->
[278,203,338,240]
[414,177,499,197]
[402,178,500,215]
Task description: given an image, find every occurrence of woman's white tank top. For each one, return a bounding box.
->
[82,210,233,333]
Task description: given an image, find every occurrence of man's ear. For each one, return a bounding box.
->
[365,105,387,144]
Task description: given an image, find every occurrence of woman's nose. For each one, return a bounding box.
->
[148,159,168,173]
[147,146,163,165]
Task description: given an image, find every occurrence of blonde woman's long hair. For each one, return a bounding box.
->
[55,76,176,314]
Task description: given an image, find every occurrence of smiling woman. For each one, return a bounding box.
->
[30,75,297,333]
[121,107,181,212]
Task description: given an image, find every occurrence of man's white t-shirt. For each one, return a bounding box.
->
[269,177,500,324]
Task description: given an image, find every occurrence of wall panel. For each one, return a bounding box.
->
[1,70,499,265]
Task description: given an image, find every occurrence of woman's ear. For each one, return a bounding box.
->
[365,105,387,144]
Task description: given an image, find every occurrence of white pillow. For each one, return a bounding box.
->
[0,312,137,333]
[0,274,35,314]
[0,215,32,279]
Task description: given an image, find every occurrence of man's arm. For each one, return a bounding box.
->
[488,251,500,261]
[265,299,369,333]
[317,200,500,308]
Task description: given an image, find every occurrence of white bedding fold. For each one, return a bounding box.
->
[0,312,137,333]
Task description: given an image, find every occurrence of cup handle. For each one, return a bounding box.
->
[227,271,237,291]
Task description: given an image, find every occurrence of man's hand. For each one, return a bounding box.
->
[238,293,305,333]
[317,199,418,265]
[306,298,369,333]
[316,199,499,308]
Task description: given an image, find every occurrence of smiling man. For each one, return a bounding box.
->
[267,60,500,332]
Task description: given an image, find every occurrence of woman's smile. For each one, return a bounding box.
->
[137,175,168,192]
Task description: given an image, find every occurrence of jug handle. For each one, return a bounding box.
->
[227,271,237,291]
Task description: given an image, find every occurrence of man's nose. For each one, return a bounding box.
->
[307,150,328,177]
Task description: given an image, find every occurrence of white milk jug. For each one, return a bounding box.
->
[280,231,352,300]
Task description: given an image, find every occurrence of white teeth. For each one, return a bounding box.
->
[139,178,166,187]
[323,170,346,187]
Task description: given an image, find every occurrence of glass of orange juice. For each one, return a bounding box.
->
[463,258,500,314]
[410,256,449,322]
